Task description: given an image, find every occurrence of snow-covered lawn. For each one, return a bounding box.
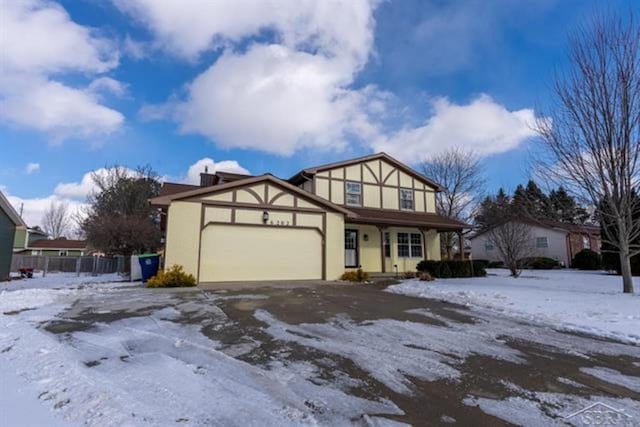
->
[1,272,126,291]
[387,268,640,344]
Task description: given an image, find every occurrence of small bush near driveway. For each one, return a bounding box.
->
[416,260,487,278]
[341,269,369,282]
[147,265,197,288]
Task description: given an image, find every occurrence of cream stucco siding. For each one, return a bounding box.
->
[363,184,381,208]
[382,187,399,210]
[345,224,382,273]
[308,158,439,214]
[325,212,345,280]
[164,201,201,278]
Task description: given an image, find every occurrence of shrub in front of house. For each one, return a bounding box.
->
[147,265,197,288]
[487,261,504,268]
[416,260,487,278]
[571,249,602,270]
[518,257,560,270]
[341,268,369,282]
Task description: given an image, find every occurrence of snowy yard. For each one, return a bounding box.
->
[0,273,638,426]
[388,269,640,344]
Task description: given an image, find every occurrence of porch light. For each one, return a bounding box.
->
[363,234,369,241]
[262,211,269,223]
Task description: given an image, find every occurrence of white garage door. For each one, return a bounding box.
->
[199,224,323,282]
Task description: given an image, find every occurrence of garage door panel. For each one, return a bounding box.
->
[199,225,322,282]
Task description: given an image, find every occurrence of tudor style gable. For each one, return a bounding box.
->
[290,153,440,214]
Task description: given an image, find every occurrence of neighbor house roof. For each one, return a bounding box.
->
[469,218,600,240]
[150,174,354,215]
[0,190,26,227]
[347,207,470,231]
[29,238,88,250]
[288,152,445,191]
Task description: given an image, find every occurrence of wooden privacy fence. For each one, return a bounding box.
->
[11,255,125,276]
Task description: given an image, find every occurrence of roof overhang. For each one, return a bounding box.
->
[0,190,26,227]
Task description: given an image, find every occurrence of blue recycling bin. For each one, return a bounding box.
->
[138,254,160,282]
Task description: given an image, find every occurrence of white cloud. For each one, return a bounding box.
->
[87,77,128,98]
[113,0,375,63]
[374,94,538,163]
[183,158,250,184]
[119,0,542,162]
[25,163,40,174]
[120,0,379,155]
[0,0,124,139]
[0,74,124,138]
[5,192,86,231]
[173,44,378,155]
[0,0,118,73]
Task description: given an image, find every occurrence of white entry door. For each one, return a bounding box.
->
[345,229,358,267]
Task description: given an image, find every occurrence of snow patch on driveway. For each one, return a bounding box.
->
[255,309,525,394]
[0,284,401,426]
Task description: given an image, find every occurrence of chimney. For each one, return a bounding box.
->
[200,172,218,187]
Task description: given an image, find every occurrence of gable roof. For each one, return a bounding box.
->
[0,190,26,227]
[288,152,445,191]
[469,218,600,240]
[150,174,354,215]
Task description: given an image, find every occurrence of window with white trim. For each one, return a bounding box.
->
[400,189,414,210]
[582,235,591,249]
[485,241,494,251]
[345,181,362,206]
[536,237,548,248]
[59,250,68,256]
[397,232,422,257]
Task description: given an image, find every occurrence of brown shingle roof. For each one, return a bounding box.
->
[30,239,88,249]
[159,182,200,197]
[347,207,469,231]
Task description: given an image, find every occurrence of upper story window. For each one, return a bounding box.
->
[346,181,362,206]
[536,236,549,248]
[485,241,494,251]
[400,189,414,210]
[582,235,591,249]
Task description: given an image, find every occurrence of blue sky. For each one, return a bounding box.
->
[1,0,637,227]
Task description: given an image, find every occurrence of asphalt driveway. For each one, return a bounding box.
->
[34,281,640,426]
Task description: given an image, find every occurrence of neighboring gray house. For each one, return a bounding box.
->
[0,190,26,280]
[470,220,600,267]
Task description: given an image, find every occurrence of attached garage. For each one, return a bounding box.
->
[152,175,349,284]
[199,224,322,282]
[0,190,26,281]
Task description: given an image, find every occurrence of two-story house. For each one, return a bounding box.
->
[151,153,468,283]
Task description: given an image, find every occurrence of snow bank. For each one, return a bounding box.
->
[1,272,128,292]
[387,269,640,343]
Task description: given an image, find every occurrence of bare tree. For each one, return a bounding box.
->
[42,201,71,239]
[486,221,533,277]
[535,11,639,293]
[423,148,485,259]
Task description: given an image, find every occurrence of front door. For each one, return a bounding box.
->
[345,229,359,267]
